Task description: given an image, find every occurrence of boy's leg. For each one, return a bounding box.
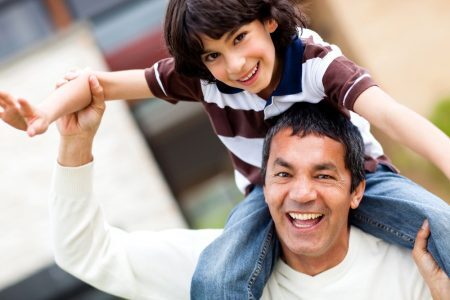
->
[350,164,450,275]
[190,185,279,300]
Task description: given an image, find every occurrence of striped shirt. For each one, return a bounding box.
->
[145,29,389,194]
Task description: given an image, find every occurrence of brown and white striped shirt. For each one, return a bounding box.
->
[146,29,387,194]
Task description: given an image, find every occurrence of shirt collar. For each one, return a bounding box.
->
[272,35,304,96]
[216,35,304,96]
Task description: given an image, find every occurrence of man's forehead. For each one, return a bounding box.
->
[269,129,346,167]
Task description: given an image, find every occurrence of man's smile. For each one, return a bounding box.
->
[287,212,324,229]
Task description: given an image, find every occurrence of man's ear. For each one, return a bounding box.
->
[350,180,366,209]
[265,19,278,33]
[263,185,269,204]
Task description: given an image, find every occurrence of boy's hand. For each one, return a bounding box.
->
[0,91,28,131]
[0,91,50,137]
[413,219,450,299]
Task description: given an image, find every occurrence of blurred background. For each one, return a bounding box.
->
[0,0,448,299]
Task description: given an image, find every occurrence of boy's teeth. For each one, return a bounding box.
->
[240,64,258,81]
[289,213,323,220]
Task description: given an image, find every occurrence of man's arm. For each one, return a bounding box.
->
[413,219,450,300]
[353,86,450,180]
[51,76,220,298]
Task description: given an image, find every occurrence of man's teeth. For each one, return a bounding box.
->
[289,213,323,220]
[240,65,258,81]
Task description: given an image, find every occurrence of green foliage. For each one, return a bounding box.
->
[430,97,450,136]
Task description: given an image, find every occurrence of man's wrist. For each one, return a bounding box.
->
[58,136,94,167]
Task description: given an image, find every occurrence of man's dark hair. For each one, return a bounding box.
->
[164,0,307,81]
[261,102,365,192]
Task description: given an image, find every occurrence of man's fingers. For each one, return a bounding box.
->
[55,79,68,89]
[64,70,82,81]
[413,219,430,261]
[89,75,105,105]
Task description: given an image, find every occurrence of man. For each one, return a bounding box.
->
[50,76,448,299]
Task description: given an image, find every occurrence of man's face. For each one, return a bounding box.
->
[200,19,281,99]
[263,129,364,275]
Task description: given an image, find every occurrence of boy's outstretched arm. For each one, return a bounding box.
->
[353,86,450,180]
[0,69,152,137]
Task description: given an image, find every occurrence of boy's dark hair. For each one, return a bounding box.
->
[261,102,366,193]
[164,0,307,81]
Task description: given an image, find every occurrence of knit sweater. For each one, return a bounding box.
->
[50,162,431,300]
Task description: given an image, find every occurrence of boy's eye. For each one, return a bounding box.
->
[204,52,220,62]
[234,33,246,44]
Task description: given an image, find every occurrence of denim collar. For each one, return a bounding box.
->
[216,35,304,99]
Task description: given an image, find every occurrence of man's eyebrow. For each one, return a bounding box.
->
[273,158,292,169]
[314,163,338,172]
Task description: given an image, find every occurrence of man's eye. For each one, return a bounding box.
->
[317,174,334,180]
[275,172,290,178]
[204,52,220,62]
[234,33,246,44]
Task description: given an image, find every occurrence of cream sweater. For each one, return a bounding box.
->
[50,162,431,300]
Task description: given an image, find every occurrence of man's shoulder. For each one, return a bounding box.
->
[351,226,410,255]
[351,226,420,277]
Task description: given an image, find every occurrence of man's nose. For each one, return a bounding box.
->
[225,53,245,75]
[289,178,317,203]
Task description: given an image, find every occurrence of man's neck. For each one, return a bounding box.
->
[282,227,351,276]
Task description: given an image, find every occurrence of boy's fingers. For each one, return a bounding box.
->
[17,98,35,118]
[27,119,48,137]
[0,91,17,106]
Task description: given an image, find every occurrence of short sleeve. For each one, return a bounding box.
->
[145,57,204,103]
[301,30,377,111]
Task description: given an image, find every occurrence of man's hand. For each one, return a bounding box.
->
[57,75,105,138]
[57,75,105,167]
[413,219,450,300]
[0,91,50,136]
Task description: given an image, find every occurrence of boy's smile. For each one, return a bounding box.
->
[200,19,281,99]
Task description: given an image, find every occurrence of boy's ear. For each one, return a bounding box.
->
[265,19,278,33]
[350,180,365,209]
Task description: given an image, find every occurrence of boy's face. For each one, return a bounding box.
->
[263,129,365,275]
[200,19,280,98]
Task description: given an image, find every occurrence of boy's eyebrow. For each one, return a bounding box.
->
[223,27,241,42]
[200,27,243,54]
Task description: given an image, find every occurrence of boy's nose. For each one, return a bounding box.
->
[225,54,245,75]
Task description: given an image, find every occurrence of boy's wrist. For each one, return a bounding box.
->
[58,136,94,167]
